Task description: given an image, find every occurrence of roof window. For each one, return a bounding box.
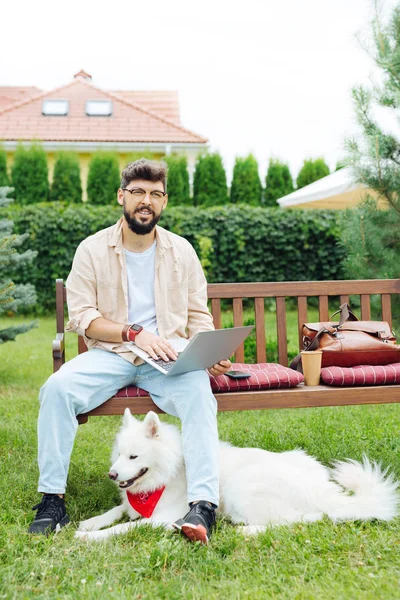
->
[42,99,69,116]
[86,100,112,116]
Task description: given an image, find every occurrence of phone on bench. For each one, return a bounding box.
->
[225,370,252,379]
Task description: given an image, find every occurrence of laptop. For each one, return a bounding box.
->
[124,326,253,376]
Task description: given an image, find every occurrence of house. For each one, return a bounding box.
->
[277,168,383,209]
[0,70,208,198]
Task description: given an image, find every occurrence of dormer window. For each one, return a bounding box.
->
[42,99,69,116]
[86,100,112,116]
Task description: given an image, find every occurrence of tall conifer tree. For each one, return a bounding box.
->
[11,144,49,204]
[341,2,400,298]
[51,152,82,203]
[264,159,294,206]
[296,158,330,189]
[230,154,262,205]
[0,187,37,343]
[193,153,227,206]
[0,146,9,187]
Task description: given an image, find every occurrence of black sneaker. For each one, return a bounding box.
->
[173,501,216,545]
[28,494,70,535]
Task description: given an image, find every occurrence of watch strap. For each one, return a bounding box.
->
[122,324,143,343]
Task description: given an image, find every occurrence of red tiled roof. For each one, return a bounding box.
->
[113,91,181,124]
[0,86,42,111]
[0,79,206,144]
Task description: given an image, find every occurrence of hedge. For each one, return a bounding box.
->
[9,203,344,312]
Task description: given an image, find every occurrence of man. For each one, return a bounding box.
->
[29,159,231,544]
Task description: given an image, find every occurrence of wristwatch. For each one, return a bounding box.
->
[122,323,143,343]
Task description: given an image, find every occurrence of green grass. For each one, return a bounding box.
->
[1,315,400,599]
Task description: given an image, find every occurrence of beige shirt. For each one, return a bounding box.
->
[66,218,214,364]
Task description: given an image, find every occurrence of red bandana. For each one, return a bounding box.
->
[126,487,165,518]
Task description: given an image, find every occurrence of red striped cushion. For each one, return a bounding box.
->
[114,363,303,397]
[208,363,303,391]
[320,363,400,386]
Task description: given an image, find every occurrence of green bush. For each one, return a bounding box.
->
[193,153,227,206]
[0,146,9,187]
[11,143,49,204]
[10,203,344,312]
[296,158,330,190]
[264,159,294,207]
[230,154,262,205]
[164,155,190,205]
[50,152,82,203]
[87,153,120,204]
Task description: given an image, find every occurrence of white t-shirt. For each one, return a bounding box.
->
[124,241,158,335]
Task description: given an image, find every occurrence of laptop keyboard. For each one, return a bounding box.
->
[151,352,182,371]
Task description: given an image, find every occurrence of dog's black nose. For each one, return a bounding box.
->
[108,470,118,480]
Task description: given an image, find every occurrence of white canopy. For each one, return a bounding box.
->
[277,167,371,209]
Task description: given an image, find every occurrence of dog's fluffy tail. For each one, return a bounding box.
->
[327,456,399,522]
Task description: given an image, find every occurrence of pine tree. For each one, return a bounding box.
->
[50,152,82,203]
[230,154,262,205]
[164,155,190,204]
[11,143,49,204]
[193,153,228,206]
[87,153,120,204]
[0,187,37,343]
[296,158,330,189]
[0,146,9,187]
[340,3,400,310]
[264,159,294,206]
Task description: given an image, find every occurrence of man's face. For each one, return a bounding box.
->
[117,179,168,235]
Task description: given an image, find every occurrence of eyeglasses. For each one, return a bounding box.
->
[122,187,166,200]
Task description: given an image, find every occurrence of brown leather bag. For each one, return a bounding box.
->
[290,303,400,370]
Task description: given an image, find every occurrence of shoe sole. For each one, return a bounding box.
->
[173,521,209,545]
[28,514,70,535]
[55,515,70,534]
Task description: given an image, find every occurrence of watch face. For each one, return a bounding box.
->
[131,324,142,332]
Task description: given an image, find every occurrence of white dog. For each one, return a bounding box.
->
[76,409,399,543]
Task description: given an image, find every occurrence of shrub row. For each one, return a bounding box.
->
[9,203,344,312]
[1,144,333,208]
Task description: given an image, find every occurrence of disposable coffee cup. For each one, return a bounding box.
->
[301,350,322,386]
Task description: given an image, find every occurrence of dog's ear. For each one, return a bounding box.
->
[143,411,160,438]
[123,407,136,427]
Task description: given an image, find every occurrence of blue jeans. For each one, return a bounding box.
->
[37,348,219,506]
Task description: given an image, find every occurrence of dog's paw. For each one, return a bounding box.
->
[75,530,89,541]
[78,517,103,532]
[75,530,107,542]
[237,525,267,536]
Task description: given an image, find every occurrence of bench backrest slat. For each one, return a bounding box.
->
[382,294,393,326]
[297,297,308,349]
[318,295,329,322]
[254,298,266,363]
[276,297,288,366]
[232,298,245,362]
[210,299,222,329]
[360,294,371,320]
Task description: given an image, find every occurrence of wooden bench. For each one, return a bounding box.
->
[52,278,400,424]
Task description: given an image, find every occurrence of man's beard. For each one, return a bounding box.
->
[123,203,162,235]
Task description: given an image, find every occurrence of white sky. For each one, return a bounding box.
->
[1,0,398,183]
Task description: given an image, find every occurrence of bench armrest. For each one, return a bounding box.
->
[52,333,65,372]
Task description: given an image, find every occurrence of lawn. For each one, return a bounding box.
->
[1,315,400,599]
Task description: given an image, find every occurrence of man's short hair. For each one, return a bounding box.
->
[121,159,167,191]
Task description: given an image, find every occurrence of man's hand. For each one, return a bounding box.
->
[208,359,232,377]
[135,330,178,362]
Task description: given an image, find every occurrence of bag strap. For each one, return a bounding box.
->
[289,325,332,372]
[330,303,358,326]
